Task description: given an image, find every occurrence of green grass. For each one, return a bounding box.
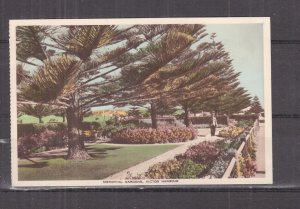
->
[18,144,178,180]
[18,114,64,124]
[82,115,111,125]
[17,114,111,125]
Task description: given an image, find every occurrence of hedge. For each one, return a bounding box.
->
[190,116,228,125]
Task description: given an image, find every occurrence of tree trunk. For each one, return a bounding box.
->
[38,116,42,123]
[151,102,158,129]
[62,114,65,123]
[66,107,91,160]
[183,105,191,127]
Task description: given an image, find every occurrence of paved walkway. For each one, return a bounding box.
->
[104,131,221,180]
[255,123,265,177]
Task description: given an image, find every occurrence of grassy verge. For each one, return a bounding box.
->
[18,144,178,180]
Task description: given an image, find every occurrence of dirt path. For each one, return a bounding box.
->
[104,135,221,180]
[255,123,265,177]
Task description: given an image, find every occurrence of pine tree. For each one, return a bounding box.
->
[248,96,263,114]
[17,25,157,160]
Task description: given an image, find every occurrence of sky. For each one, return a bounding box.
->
[205,24,264,105]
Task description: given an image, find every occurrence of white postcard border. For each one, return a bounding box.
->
[10,17,272,187]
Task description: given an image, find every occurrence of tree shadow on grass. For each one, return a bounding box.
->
[86,147,122,153]
[19,161,49,168]
[19,147,123,167]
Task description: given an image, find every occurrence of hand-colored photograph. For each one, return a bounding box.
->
[10,18,272,187]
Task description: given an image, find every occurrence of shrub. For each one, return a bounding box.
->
[145,159,207,179]
[190,116,229,125]
[176,159,207,179]
[236,120,254,128]
[18,123,68,157]
[111,127,197,144]
[218,126,244,139]
[177,141,222,164]
[230,114,258,122]
[146,159,182,179]
[101,123,136,137]
[18,128,58,158]
[18,123,67,138]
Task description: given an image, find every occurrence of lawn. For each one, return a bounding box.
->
[17,114,111,124]
[18,114,64,124]
[18,144,178,180]
[82,115,111,125]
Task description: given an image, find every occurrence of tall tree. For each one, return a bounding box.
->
[248,96,263,114]
[17,25,155,160]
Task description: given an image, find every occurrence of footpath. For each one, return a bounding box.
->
[255,123,265,178]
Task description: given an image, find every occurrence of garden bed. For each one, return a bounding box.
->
[111,127,198,144]
[125,120,259,179]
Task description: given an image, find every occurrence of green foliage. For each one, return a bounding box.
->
[236,119,254,128]
[218,126,244,139]
[58,25,118,60]
[176,159,207,179]
[248,96,263,114]
[16,26,48,62]
[101,123,136,137]
[20,55,81,103]
[145,159,182,179]
[127,107,142,117]
[145,159,207,179]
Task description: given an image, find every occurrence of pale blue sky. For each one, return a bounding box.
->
[205,24,264,105]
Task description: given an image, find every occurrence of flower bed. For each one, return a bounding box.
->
[125,140,238,179]
[226,120,259,178]
[218,126,244,139]
[124,121,259,180]
[125,121,259,180]
[111,127,198,144]
[144,141,221,179]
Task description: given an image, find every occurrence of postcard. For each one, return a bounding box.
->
[10,17,272,187]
